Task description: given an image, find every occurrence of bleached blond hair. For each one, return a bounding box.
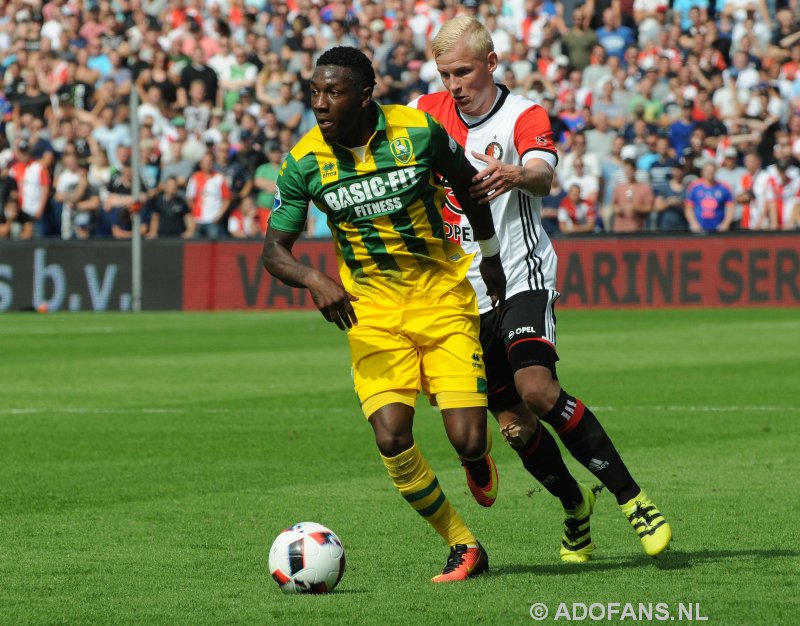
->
[431,16,494,59]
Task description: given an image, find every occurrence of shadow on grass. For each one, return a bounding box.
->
[492,549,799,576]
[327,588,371,595]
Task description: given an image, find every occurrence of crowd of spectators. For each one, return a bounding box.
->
[1,0,800,242]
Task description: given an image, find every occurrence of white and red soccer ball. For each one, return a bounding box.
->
[269,522,346,594]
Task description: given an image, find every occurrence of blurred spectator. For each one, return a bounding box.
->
[684,161,735,232]
[228,195,269,239]
[236,125,267,175]
[508,40,535,86]
[648,137,679,197]
[627,70,664,124]
[723,50,760,106]
[558,92,586,133]
[184,81,211,135]
[98,147,149,240]
[600,137,627,220]
[654,162,690,231]
[504,69,538,96]
[0,197,33,240]
[597,8,635,61]
[9,139,51,238]
[548,54,571,87]
[561,67,593,110]
[159,138,194,189]
[79,6,104,42]
[698,100,729,153]
[200,107,228,144]
[735,151,771,231]
[540,93,569,147]
[13,70,52,124]
[209,37,235,84]
[636,133,662,173]
[87,139,112,189]
[382,43,413,104]
[485,9,513,66]
[86,38,112,79]
[558,183,597,234]
[239,87,261,118]
[220,47,257,110]
[148,176,194,239]
[272,80,304,133]
[558,7,597,71]
[585,115,616,167]
[583,46,614,93]
[561,130,601,182]
[611,158,655,232]
[670,101,697,157]
[765,158,800,230]
[146,48,178,107]
[772,8,800,55]
[214,140,251,218]
[255,53,286,108]
[716,146,745,193]
[563,157,600,214]
[592,78,626,130]
[54,147,98,240]
[401,60,429,103]
[90,108,131,169]
[254,142,282,216]
[788,114,800,161]
[635,4,669,47]
[292,49,316,109]
[186,152,230,239]
[0,172,16,216]
[136,83,169,138]
[179,47,219,108]
[326,19,358,50]
[673,0,709,33]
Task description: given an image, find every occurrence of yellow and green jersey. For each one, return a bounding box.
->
[269,103,472,305]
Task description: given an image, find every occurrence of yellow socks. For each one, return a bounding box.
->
[381,443,476,547]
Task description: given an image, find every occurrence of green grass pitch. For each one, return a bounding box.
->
[1,309,798,625]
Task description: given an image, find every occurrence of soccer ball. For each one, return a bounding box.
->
[268,522,346,594]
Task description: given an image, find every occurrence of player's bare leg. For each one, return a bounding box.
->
[369,402,487,582]
[441,406,499,508]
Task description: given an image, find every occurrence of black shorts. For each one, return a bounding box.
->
[479,290,560,412]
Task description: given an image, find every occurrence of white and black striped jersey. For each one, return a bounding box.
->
[411,85,559,313]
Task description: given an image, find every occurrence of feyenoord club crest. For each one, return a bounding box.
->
[390,137,414,164]
[485,141,503,160]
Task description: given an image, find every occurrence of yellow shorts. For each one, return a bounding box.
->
[348,279,488,417]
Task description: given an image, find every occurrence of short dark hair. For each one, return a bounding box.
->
[316,46,376,92]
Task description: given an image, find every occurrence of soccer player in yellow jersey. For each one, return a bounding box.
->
[263,47,506,582]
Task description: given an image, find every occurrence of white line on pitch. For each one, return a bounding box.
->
[593,405,797,412]
[0,407,355,415]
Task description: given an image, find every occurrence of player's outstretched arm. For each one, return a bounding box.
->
[263,227,358,330]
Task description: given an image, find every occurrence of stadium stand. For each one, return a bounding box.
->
[1,0,799,241]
